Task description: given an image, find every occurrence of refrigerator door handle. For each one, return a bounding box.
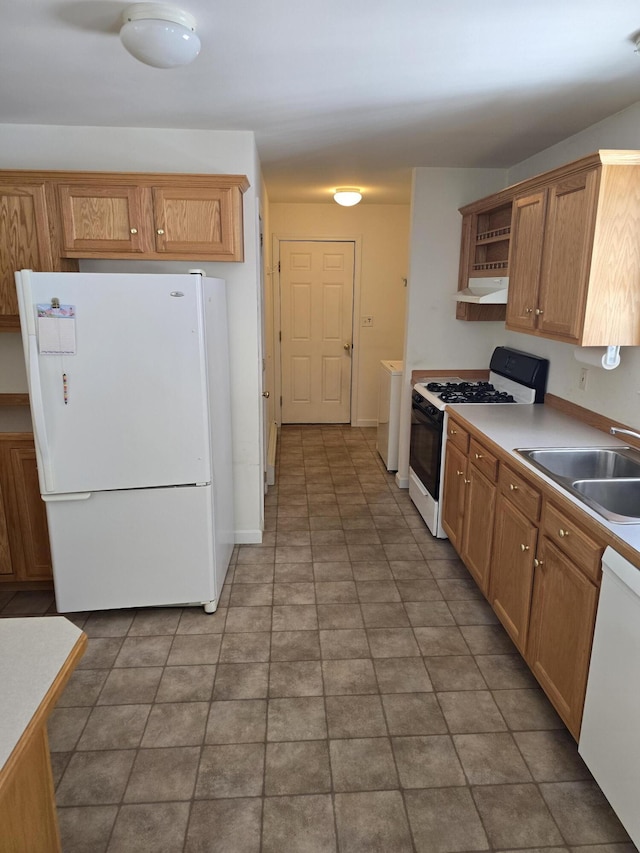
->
[42,493,92,502]
[28,334,55,492]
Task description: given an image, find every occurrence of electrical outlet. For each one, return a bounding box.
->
[579,368,589,391]
[361,315,373,327]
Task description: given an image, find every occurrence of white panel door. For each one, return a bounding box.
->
[18,271,211,494]
[280,241,354,423]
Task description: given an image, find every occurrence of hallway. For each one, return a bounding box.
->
[0,424,632,852]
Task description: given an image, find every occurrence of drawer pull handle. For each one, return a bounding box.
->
[130,227,138,234]
[534,558,544,567]
[558,528,569,538]
[474,453,483,459]
[509,483,518,491]
[520,544,529,552]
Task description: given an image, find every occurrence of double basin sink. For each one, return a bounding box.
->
[516,446,640,524]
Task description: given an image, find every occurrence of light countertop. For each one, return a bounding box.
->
[447,403,640,562]
[0,617,84,771]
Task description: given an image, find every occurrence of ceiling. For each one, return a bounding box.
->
[2,1,640,203]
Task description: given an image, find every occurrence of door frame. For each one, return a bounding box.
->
[272,235,363,427]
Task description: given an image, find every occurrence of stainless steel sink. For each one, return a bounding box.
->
[571,479,640,524]
[515,446,640,523]
[520,447,640,480]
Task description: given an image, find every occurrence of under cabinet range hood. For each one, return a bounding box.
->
[455,276,508,304]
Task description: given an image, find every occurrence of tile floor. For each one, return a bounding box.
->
[1,424,636,853]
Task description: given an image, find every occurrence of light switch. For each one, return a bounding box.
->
[361,315,373,327]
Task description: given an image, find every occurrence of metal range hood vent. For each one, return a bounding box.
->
[455,276,508,304]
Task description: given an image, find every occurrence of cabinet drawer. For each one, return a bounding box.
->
[469,438,498,482]
[542,502,603,583]
[499,465,541,522]
[446,419,469,453]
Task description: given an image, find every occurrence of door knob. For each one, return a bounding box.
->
[262,391,270,398]
[343,343,351,351]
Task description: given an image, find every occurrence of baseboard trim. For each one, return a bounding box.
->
[353,419,377,428]
[395,473,409,489]
[234,530,264,544]
[267,422,278,486]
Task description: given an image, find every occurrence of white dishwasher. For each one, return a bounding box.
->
[377,360,403,471]
[579,546,640,847]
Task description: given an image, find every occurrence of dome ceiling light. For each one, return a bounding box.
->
[120,3,201,68]
[333,188,362,206]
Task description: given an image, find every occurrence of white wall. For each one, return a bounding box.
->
[0,124,264,542]
[269,203,410,426]
[397,167,508,484]
[502,101,640,430]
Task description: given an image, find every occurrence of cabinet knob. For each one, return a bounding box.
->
[535,308,544,315]
[157,229,165,235]
[509,483,518,491]
[262,391,270,398]
[474,453,483,459]
[558,528,569,538]
[449,429,457,435]
[534,558,544,567]
[130,228,138,235]
[520,544,530,552]
[464,479,471,485]
[456,470,464,476]
[525,307,533,314]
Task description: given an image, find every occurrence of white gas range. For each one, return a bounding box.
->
[409,347,549,538]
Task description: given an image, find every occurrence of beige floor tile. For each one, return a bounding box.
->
[262,795,336,853]
[404,787,489,853]
[265,740,331,795]
[330,737,397,791]
[540,781,631,845]
[393,735,465,787]
[374,657,433,693]
[107,802,190,853]
[267,696,327,741]
[205,699,267,743]
[472,783,564,848]
[334,791,413,853]
[57,805,118,853]
[381,692,448,735]
[124,747,199,802]
[453,732,533,784]
[186,799,262,853]
[196,743,265,798]
[322,658,378,695]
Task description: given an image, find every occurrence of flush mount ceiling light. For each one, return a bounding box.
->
[120,3,201,68]
[333,188,362,206]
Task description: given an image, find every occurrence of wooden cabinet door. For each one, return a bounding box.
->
[8,442,52,581]
[505,191,546,333]
[489,493,537,654]
[461,463,496,596]
[58,184,148,253]
[527,539,598,738]
[152,186,243,260]
[440,441,467,553]
[0,475,13,578]
[0,184,54,327]
[537,169,599,342]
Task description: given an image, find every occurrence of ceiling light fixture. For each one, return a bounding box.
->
[333,188,362,206]
[120,3,201,68]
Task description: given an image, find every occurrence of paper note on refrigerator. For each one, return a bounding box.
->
[37,304,77,355]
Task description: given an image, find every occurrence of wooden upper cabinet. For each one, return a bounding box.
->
[0,184,56,327]
[505,191,546,333]
[56,174,247,262]
[537,170,599,341]
[152,186,243,259]
[58,184,148,254]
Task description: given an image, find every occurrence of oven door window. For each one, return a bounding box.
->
[410,405,443,499]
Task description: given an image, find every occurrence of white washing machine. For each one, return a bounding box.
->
[377,360,403,471]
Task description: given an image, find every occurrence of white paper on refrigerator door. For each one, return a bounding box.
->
[37,304,77,355]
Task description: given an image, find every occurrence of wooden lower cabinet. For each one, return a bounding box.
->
[489,493,538,654]
[441,441,467,552]
[0,437,52,582]
[526,538,598,739]
[460,462,496,596]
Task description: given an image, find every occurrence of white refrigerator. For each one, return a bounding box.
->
[16,269,235,614]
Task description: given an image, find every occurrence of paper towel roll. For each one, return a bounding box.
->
[574,346,621,370]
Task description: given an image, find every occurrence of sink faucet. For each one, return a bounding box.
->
[610,427,640,441]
